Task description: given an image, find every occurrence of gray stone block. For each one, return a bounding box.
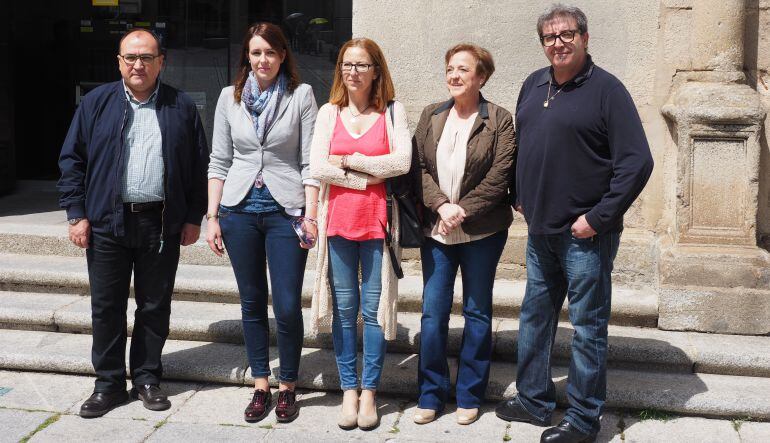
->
[0,252,660,327]
[30,415,155,443]
[0,330,94,375]
[689,333,770,377]
[160,339,248,385]
[146,422,269,442]
[5,330,770,419]
[166,384,254,426]
[0,292,80,332]
[737,422,770,442]
[0,409,55,443]
[621,416,740,443]
[659,286,770,335]
[0,370,94,412]
[495,319,698,372]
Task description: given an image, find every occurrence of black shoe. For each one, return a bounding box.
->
[495,397,551,427]
[130,384,171,411]
[79,391,129,418]
[541,420,598,443]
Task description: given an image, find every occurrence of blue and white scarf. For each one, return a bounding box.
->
[242,71,287,143]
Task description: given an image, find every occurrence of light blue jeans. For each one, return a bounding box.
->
[327,236,386,390]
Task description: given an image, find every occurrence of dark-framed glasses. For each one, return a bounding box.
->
[340,62,375,73]
[120,53,160,65]
[540,30,579,47]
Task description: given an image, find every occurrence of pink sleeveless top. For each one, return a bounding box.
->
[327,112,389,241]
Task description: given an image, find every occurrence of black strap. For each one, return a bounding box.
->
[383,100,403,279]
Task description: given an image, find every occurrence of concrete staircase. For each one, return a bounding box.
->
[1,180,769,420]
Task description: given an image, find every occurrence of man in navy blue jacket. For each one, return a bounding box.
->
[58,29,208,417]
[495,5,653,443]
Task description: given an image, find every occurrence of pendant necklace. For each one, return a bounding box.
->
[543,79,565,108]
[349,104,370,123]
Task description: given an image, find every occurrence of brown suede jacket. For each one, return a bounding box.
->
[413,95,516,236]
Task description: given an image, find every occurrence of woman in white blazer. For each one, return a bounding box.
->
[206,22,318,424]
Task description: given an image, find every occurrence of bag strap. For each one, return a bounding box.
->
[382,99,403,279]
[380,219,404,279]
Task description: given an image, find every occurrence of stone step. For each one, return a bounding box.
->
[0,215,658,283]
[1,291,766,378]
[0,329,768,419]
[0,253,658,327]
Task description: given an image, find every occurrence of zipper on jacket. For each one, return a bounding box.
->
[157,91,168,254]
[115,98,129,236]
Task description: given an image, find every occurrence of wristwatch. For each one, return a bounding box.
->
[68,217,84,225]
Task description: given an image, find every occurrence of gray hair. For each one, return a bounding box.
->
[537,3,588,37]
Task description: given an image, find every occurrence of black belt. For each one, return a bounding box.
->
[124,201,164,213]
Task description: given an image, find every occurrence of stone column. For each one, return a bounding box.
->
[660,0,770,335]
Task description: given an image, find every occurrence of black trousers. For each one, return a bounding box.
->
[86,208,181,393]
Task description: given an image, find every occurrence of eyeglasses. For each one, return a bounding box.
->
[540,30,579,47]
[339,62,375,73]
[120,54,160,65]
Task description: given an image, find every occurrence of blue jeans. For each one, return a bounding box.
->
[418,231,507,410]
[516,229,621,434]
[327,236,386,390]
[219,210,307,382]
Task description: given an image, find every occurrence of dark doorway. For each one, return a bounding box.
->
[4,0,350,188]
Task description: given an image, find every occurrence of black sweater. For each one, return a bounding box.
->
[514,57,654,235]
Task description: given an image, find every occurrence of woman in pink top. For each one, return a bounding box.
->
[309,38,411,431]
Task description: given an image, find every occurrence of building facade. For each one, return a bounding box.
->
[353,0,770,334]
[1,0,768,334]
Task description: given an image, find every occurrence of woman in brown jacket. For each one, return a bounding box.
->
[412,43,515,426]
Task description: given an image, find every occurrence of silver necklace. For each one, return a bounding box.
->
[543,79,565,108]
[349,104,370,123]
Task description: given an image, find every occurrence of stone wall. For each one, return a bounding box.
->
[352,0,770,240]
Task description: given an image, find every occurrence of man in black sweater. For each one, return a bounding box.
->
[495,5,653,443]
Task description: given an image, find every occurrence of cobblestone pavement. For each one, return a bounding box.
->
[1,370,768,443]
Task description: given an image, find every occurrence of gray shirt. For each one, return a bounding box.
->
[121,81,164,203]
[209,84,318,210]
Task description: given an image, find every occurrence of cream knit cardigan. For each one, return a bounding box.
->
[309,101,412,340]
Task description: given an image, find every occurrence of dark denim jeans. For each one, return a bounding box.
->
[86,208,181,393]
[327,236,386,390]
[418,231,507,410]
[219,210,307,382]
[516,229,621,434]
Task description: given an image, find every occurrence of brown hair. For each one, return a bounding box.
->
[233,22,300,102]
[444,43,495,87]
[329,38,395,112]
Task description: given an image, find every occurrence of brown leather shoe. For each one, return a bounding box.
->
[244,389,272,423]
[275,390,299,423]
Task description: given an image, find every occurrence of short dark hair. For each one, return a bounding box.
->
[537,3,588,37]
[118,28,164,55]
[444,43,495,87]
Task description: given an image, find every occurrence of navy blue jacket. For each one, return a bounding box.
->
[58,81,209,236]
[514,56,654,235]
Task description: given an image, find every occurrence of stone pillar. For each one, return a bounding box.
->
[659,0,770,335]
